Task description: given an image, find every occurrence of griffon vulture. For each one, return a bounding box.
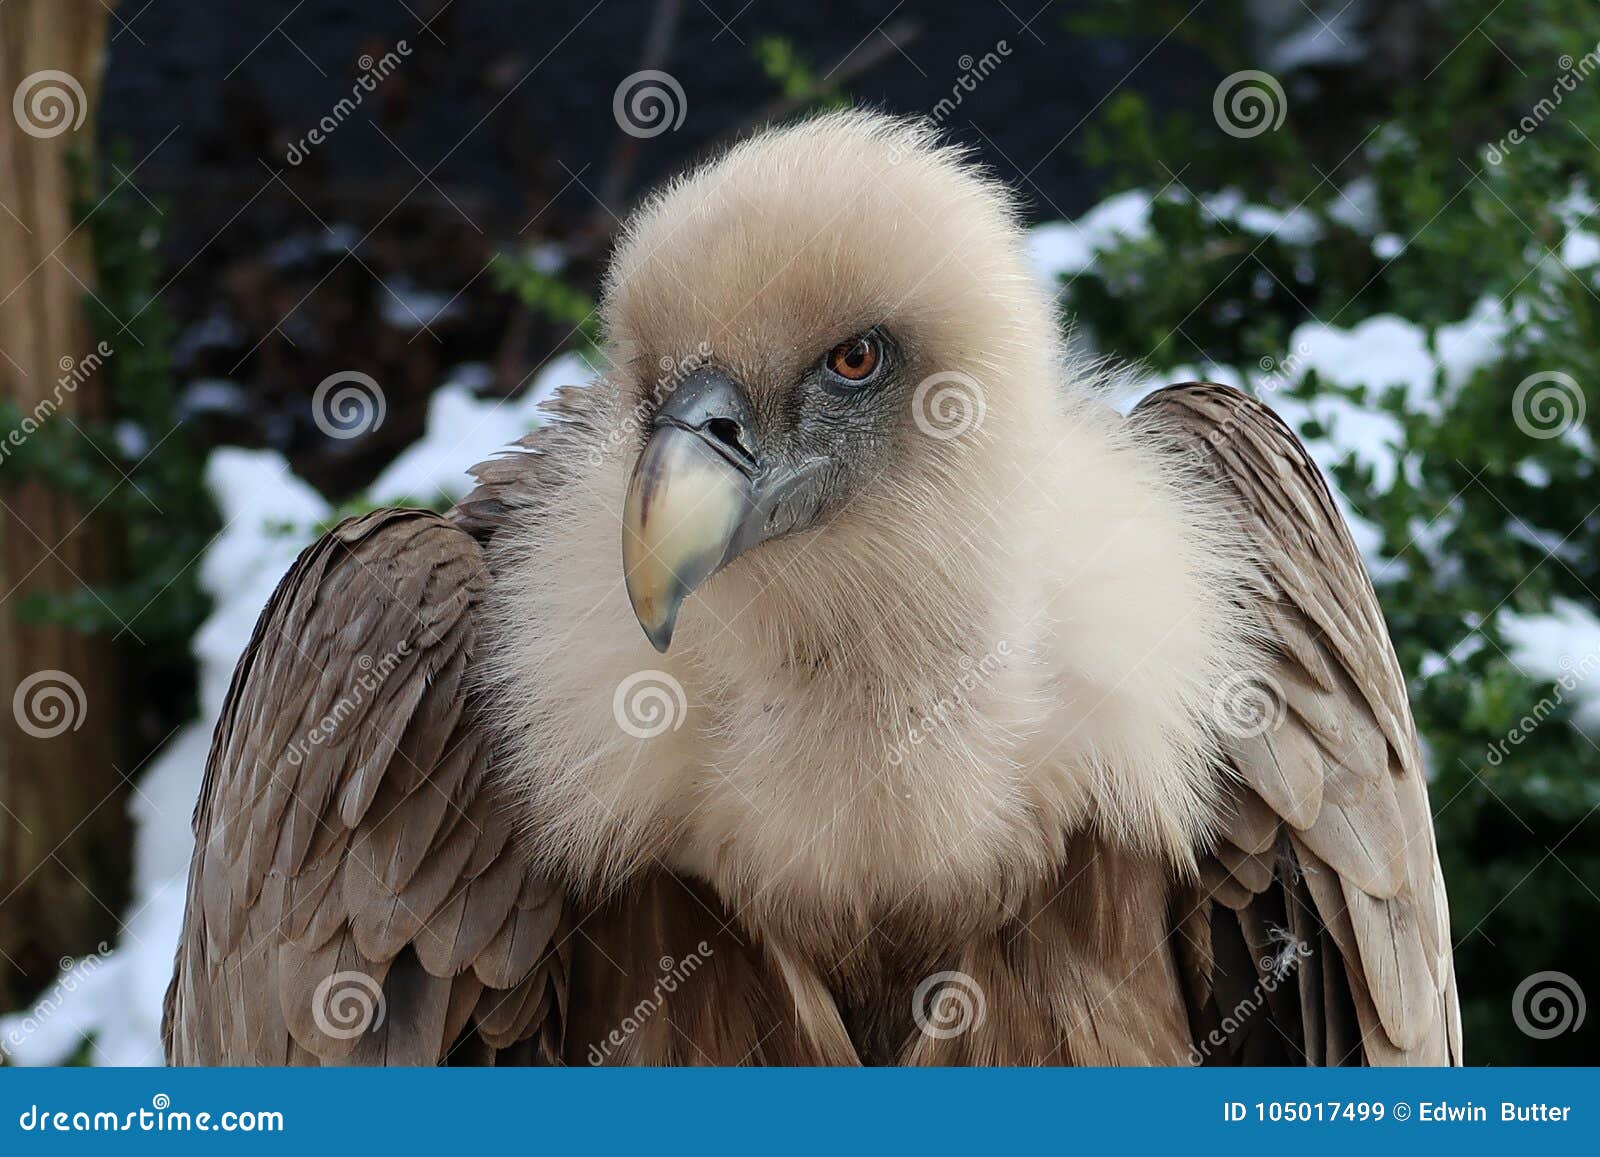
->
[165,111,1460,1066]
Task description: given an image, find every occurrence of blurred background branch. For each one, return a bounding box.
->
[0,0,128,1015]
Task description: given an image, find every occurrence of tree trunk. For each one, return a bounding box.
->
[0,0,127,1014]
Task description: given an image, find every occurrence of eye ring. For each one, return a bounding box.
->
[823,332,883,385]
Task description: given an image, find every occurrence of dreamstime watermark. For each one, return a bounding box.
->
[586,943,714,1064]
[1196,341,1312,457]
[930,43,1012,132]
[1,941,110,1060]
[1210,670,1287,741]
[17,1094,283,1134]
[911,370,986,441]
[1213,70,1287,139]
[11,669,87,739]
[613,669,688,739]
[1255,339,1312,398]
[283,643,410,767]
[911,970,986,1040]
[285,42,412,165]
[12,70,87,139]
[597,342,714,466]
[613,70,686,139]
[1487,45,1600,165]
[1511,370,1585,440]
[1485,646,1600,765]
[0,341,114,466]
[935,43,1012,121]
[1512,970,1586,1039]
[311,370,387,440]
[886,640,1012,767]
[886,41,1012,164]
[1188,930,1313,1064]
[311,970,387,1041]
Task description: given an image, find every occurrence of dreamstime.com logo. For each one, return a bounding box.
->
[1512,370,1585,440]
[1213,70,1287,139]
[312,370,387,440]
[17,1095,284,1134]
[12,69,87,138]
[12,669,87,739]
[1210,671,1287,741]
[586,943,715,1064]
[1487,45,1600,165]
[1190,932,1314,1064]
[1202,341,1311,457]
[1255,339,1312,397]
[613,70,686,139]
[915,42,1011,149]
[1512,971,1586,1040]
[0,340,114,466]
[613,669,688,739]
[1,942,110,1060]
[886,640,1013,767]
[594,340,715,467]
[283,643,411,768]
[911,371,986,441]
[1486,646,1600,765]
[286,41,412,165]
[311,970,387,1041]
[911,970,986,1039]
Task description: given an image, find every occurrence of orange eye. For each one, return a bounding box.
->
[825,334,882,383]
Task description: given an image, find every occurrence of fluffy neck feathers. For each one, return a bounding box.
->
[473,374,1259,950]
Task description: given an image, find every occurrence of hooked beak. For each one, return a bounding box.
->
[622,369,823,652]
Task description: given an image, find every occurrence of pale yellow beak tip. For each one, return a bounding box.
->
[621,425,752,652]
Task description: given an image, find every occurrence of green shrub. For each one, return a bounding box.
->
[1065,0,1600,1063]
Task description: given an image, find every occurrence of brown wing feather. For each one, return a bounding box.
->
[1135,382,1460,1066]
[164,509,566,1065]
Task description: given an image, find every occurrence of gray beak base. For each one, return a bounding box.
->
[621,369,824,652]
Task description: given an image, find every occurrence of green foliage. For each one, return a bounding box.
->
[489,251,600,351]
[0,145,215,669]
[1064,0,1600,1063]
[753,36,847,110]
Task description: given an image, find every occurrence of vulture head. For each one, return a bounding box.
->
[606,111,1063,654]
[486,109,1257,935]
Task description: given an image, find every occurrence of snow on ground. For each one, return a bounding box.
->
[1561,230,1600,269]
[0,355,593,1066]
[1266,295,1507,560]
[1255,0,1369,73]
[1030,180,1509,573]
[1131,294,1509,570]
[1,450,325,1065]
[1327,176,1379,235]
[1028,189,1156,281]
[370,354,587,504]
[378,276,465,331]
[1026,183,1354,287]
[1499,599,1600,733]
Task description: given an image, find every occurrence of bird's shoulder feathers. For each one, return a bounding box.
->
[1135,382,1461,1065]
[165,508,566,1064]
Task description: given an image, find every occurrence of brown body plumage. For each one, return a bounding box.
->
[165,113,1460,1066]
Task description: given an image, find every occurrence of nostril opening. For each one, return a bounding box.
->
[704,417,753,462]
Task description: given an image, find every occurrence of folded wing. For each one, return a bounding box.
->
[1136,383,1461,1066]
[164,509,566,1065]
